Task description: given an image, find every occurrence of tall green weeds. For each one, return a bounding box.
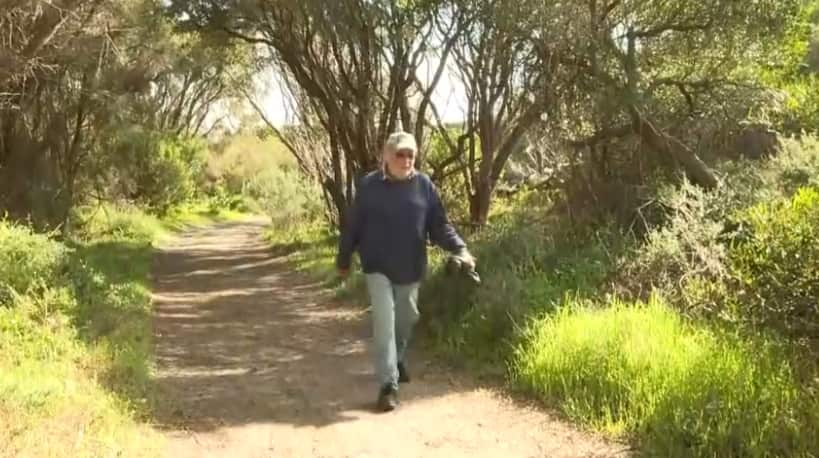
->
[513,294,818,457]
[0,205,170,456]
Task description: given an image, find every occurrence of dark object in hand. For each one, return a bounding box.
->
[445,254,481,284]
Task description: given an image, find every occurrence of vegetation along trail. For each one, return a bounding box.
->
[6,1,819,456]
[151,217,629,458]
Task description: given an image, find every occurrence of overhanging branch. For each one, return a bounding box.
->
[568,124,633,148]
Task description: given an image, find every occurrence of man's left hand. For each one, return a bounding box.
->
[453,248,476,269]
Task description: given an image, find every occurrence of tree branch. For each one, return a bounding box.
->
[568,124,633,148]
[631,18,715,39]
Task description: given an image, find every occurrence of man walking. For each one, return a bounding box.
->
[336,130,475,412]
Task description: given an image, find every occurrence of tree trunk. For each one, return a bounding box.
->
[323,177,345,228]
[631,111,718,189]
[469,180,492,227]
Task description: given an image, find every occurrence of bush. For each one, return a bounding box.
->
[106,128,208,215]
[244,167,324,230]
[616,180,730,310]
[139,135,208,214]
[0,222,68,301]
[207,132,294,194]
[726,186,819,342]
[0,213,162,456]
[513,294,819,457]
[420,193,625,364]
[618,137,819,333]
[70,203,166,243]
[616,183,819,346]
[205,181,252,213]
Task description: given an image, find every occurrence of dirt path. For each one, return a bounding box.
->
[151,218,630,458]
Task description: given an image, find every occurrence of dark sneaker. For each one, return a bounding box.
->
[398,361,410,383]
[377,384,398,412]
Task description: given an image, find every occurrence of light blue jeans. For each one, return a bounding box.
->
[365,273,420,389]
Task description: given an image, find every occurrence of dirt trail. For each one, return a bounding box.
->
[151,218,630,458]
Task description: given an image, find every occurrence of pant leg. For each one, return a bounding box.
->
[364,273,398,389]
[393,281,420,364]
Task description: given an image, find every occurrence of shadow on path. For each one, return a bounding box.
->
[150,219,631,457]
[152,220,460,432]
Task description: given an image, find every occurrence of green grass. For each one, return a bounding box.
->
[0,306,161,457]
[0,202,252,457]
[162,200,258,229]
[73,200,256,242]
[0,213,164,456]
[513,293,819,457]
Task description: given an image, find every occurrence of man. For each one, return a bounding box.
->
[336,130,475,412]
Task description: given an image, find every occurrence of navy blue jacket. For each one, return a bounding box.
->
[336,170,466,284]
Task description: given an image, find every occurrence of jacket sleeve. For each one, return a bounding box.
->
[426,179,467,253]
[336,183,364,270]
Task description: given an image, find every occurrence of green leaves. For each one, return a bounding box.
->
[0,223,69,302]
[727,186,819,339]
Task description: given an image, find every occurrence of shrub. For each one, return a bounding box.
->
[618,136,819,325]
[207,132,294,195]
[138,135,208,214]
[205,181,251,213]
[773,136,819,194]
[420,195,625,364]
[726,186,819,342]
[244,167,324,230]
[513,294,818,457]
[106,128,208,215]
[0,214,162,456]
[616,181,730,310]
[620,181,819,345]
[70,203,165,243]
[0,222,68,301]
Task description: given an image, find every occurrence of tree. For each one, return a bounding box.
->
[549,0,804,188]
[1,0,117,228]
[429,0,561,225]
[0,0,250,229]
[119,5,255,136]
[170,0,464,222]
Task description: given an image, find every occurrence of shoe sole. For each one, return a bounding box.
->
[377,393,399,412]
[377,400,397,412]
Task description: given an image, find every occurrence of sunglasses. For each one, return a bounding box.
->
[394,151,415,160]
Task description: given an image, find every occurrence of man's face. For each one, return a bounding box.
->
[385,147,416,179]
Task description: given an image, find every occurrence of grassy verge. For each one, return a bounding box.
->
[0,202,250,457]
[513,294,819,456]
[74,200,256,240]
[1,209,163,456]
